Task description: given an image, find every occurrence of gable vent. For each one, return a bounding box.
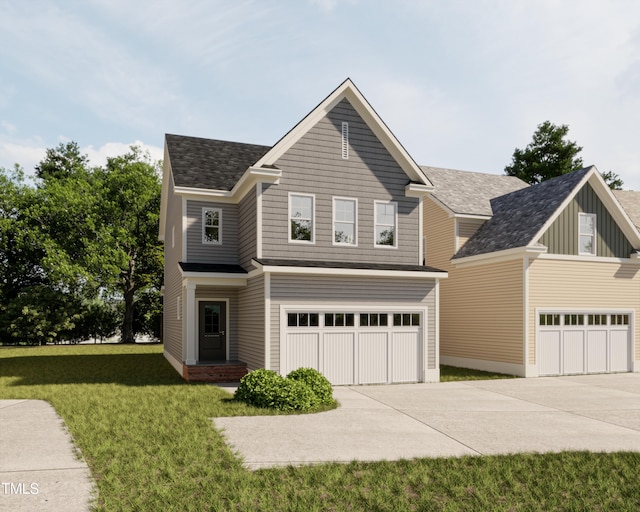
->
[341,122,349,159]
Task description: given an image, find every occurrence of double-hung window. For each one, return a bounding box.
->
[202,208,221,244]
[579,213,596,255]
[333,197,357,245]
[375,201,397,248]
[289,193,314,243]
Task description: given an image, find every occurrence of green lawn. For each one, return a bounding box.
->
[1,344,638,511]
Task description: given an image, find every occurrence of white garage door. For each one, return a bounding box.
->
[282,309,425,385]
[537,312,631,376]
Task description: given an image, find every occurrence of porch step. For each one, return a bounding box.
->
[182,361,248,383]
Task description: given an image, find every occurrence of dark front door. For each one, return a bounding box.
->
[198,301,226,362]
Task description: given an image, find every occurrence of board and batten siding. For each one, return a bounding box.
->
[238,186,257,269]
[528,258,640,365]
[237,275,265,370]
[268,275,437,374]
[423,198,456,270]
[194,287,240,361]
[439,258,524,365]
[185,200,239,264]
[163,181,184,364]
[539,183,634,258]
[261,98,420,265]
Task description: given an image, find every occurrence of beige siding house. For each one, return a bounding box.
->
[158,79,447,384]
[424,166,640,377]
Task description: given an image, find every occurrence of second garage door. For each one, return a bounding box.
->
[282,309,425,385]
[537,311,631,376]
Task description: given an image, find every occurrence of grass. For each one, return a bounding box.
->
[440,365,518,382]
[1,344,639,511]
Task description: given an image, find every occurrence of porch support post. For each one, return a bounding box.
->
[185,282,197,365]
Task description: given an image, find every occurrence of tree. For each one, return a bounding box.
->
[93,147,163,344]
[505,121,583,184]
[600,170,624,190]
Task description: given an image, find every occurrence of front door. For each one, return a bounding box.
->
[198,301,226,362]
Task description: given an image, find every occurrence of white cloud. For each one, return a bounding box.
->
[84,141,164,168]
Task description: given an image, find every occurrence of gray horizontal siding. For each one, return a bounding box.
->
[261,98,420,265]
[186,200,239,264]
[238,186,257,269]
[238,275,265,370]
[194,287,239,361]
[163,183,184,365]
[540,183,633,258]
[269,274,437,373]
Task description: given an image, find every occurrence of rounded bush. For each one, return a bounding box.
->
[234,368,320,411]
[286,367,333,404]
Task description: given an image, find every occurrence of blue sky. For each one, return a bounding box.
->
[1,0,639,189]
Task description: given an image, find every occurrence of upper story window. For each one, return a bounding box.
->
[202,208,221,245]
[289,193,314,243]
[375,201,397,248]
[579,212,596,255]
[333,197,357,245]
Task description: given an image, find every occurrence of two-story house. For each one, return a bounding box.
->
[159,79,448,385]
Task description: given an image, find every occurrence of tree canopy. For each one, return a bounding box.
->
[0,143,163,345]
[504,121,623,189]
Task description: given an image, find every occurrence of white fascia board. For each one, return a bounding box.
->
[538,252,640,265]
[182,275,247,287]
[405,183,434,197]
[453,213,492,221]
[452,245,547,268]
[249,260,447,279]
[173,167,281,205]
[252,79,429,185]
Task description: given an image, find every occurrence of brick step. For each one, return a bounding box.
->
[183,362,248,383]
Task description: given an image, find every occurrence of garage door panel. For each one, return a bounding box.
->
[563,331,585,375]
[286,333,320,373]
[539,330,561,376]
[359,332,388,384]
[392,331,420,383]
[323,332,355,385]
[586,331,607,374]
[610,330,630,372]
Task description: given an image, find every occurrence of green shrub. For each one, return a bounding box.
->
[286,367,333,404]
[234,367,334,411]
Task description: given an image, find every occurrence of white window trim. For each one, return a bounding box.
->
[332,196,357,247]
[374,200,398,249]
[288,192,315,244]
[578,212,596,256]
[202,207,222,245]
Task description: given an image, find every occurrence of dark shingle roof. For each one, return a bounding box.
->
[421,166,529,216]
[613,190,640,230]
[255,258,446,274]
[179,262,247,274]
[166,134,271,190]
[454,168,592,259]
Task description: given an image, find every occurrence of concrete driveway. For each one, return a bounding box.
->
[214,373,640,470]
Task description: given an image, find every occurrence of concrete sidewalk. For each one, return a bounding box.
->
[214,373,640,470]
[0,400,95,512]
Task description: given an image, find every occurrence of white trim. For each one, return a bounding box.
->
[202,207,222,245]
[523,256,530,370]
[374,200,398,249]
[432,278,440,382]
[196,297,231,362]
[288,192,315,244]
[578,212,597,256]
[452,245,547,268]
[536,252,640,265]
[176,295,182,320]
[256,182,263,258]
[249,260,447,280]
[405,183,434,197]
[181,197,187,262]
[171,225,175,249]
[418,196,424,265]
[264,272,271,371]
[181,274,247,286]
[185,282,197,365]
[332,196,358,247]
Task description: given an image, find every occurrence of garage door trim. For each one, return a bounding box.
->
[279,304,427,385]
